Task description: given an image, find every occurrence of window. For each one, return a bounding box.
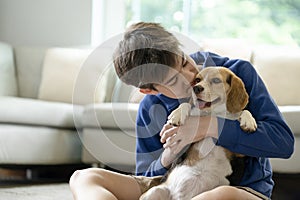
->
[125,0,300,46]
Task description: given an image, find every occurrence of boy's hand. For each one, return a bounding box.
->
[160,116,218,155]
[160,124,178,144]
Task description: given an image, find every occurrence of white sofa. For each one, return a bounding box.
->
[0,43,82,166]
[0,40,139,177]
[0,38,299,177]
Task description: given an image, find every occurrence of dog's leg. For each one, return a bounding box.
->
[139,185,171,200]
[167,102,191,126]
[239,110,257,132]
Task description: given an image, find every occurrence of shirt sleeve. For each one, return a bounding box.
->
[216,58,294,158]
[135,96,169,176]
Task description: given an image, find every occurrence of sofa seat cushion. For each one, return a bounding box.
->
[279,106,300,136]
[0,97,83,128]
[270,136,300,173]
[0,124,81,164]
[82,103,138,130]
[82,128,136,172]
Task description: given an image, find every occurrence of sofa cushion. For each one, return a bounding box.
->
[201,39,252,61]
[82,103,138,129]
[252,45,300,106]
[72,47,118,104]
[14,46,48,98]
[38,47,115,105]
[0,97,83,128]
[38,48,95,104]
[0,42,18,96]
[110,79,146,103]
[102,65,118,102]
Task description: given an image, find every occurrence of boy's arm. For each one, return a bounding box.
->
[135,138,168,176]
[135,96,169,176]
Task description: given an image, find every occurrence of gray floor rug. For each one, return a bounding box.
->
[0,183,73,200]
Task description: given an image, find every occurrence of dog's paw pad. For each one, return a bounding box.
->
[167,103,191,126]
[239,110,257,133]
[240,122,257,132]
[167,113,182,126]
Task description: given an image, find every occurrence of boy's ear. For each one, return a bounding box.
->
[139,88,158,95]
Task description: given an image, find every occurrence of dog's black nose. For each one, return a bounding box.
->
[193,85,204,94]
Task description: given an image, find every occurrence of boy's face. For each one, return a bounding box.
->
[153,54,199,99]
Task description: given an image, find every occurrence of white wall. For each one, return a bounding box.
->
[0,0,92,46]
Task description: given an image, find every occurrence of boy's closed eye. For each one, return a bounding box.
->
[165,75,178,86]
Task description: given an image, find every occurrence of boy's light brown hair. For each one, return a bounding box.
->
[113,22,182,90]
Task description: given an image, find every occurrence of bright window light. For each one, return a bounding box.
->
[124,0,300,46]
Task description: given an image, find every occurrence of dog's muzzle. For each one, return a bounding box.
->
[193,85,204,94]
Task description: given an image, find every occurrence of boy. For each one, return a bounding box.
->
[70,22,294,200]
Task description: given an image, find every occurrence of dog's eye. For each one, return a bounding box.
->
[211,78,221,84]
[195,78,201,83]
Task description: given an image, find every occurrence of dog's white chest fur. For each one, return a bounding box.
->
[140,138,232,200]
[166,138,232,200]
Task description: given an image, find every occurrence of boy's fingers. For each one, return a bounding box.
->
[163,132,179,148]
[160,126,178,143]
[160,124,173,136]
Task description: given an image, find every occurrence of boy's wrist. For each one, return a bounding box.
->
[194,116,218,141]
[160,147,178,168]
[206,116,219,139]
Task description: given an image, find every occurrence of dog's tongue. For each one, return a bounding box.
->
[197,100,211,109]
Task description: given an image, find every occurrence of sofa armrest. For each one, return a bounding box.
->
[270,106,300,173]
[279,106,300,135]
[82,102,139,130]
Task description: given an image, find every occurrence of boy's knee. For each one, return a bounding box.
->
[69,169,86,188]
[213,185,239,194]
[69,168,106,189]
[69,169,82,187]
[194,186,241,200]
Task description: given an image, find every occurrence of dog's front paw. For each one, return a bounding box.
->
[167,103,191,126]
[239,110,257,132]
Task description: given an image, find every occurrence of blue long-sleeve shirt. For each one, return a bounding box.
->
[135,51,294,198]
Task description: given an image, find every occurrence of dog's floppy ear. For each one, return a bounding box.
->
[226,72,249,113]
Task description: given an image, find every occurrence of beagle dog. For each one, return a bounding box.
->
[140,67,257,200]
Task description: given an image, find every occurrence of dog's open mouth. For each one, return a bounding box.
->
[196,97,220,109]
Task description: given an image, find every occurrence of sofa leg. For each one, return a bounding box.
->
[0,168,27,180]
[91,163,105,168]
[0,164,90,184]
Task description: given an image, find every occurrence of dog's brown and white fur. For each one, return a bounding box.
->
[140,67,257,200]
